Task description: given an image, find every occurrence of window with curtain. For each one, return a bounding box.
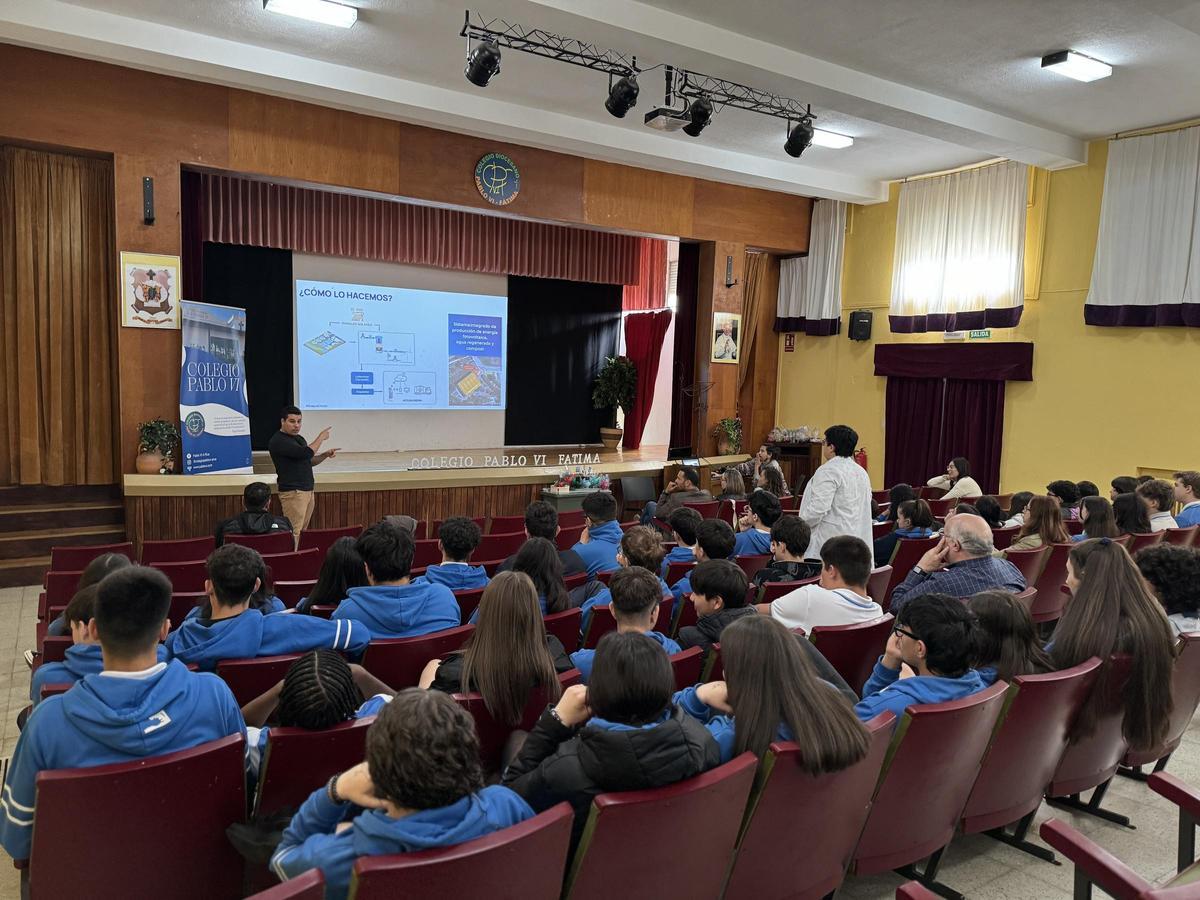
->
[889,160,1027,333]
[774,199,845,335]
[1086,125,1200,327]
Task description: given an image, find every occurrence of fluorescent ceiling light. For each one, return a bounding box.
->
[810,129,854,149]
[263,0,357,28]
[1041,50,1112,82]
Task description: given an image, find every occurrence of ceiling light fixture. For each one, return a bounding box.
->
[605,74,640,118]
[682,96,713,137]
[811,129,854,149]
[1041,50,1112,82]
[465,40,502,87]
[262,0,357,28]
[784,118,814,157]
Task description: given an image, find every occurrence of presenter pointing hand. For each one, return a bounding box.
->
[268,405,338,548]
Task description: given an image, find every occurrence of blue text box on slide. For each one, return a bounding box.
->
[350,371,374,385]
[448,315,502,358]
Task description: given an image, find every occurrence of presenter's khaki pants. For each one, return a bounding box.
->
[278,489,315,547]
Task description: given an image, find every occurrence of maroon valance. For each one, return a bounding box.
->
[188,171,642,286]
[873,342,1034,381]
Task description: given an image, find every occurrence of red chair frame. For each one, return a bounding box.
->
[361,625,475,689]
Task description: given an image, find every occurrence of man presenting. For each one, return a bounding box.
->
[268,406,339,545]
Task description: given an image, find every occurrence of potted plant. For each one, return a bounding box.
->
[135,417,181,474]
[713,416,743,455]
[591,356,637,450]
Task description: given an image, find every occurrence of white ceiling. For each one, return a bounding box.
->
[1,0,1198,204]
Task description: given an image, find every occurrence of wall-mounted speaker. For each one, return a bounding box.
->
[142,176,154,225]
[848,309,872,341]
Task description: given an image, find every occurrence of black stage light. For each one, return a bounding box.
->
[785,117,814,157]
[465,40,501,87]
[605,74,640,118]
[682,95,713,137]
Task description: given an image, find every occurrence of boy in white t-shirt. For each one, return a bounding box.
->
[755,535,882,633]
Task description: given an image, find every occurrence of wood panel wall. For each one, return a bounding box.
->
[738,255,782,450]
[0,44,810,478]
[693,242,747,456]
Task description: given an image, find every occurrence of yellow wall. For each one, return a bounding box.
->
[776,139,1200,491]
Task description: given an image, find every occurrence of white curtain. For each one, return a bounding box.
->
[1086,126,1200,325]
[889,160,1027,332]
[776,199,846,335]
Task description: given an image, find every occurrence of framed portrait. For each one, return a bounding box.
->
[711,311,741,364]
[120,251,181,329]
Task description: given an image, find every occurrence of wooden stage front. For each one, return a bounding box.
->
[122,445,748,552]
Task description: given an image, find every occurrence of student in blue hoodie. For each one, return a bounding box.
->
[733,490,782,557]
[573,567,681,682]
[661,507,701,578]
[1,567,245,861]
[670,518,736,612]
[854,593,991,724]
[270,688,533,900]
[165,544,370,670]
[579,526,672,630]
[415,516,490,592]
[571,491,623,578]
[333,520,461,638]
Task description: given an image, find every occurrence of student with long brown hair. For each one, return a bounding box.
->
[997,495,1070,557]
[967,591,1054,683]
[674,615,870,766]
[420,571,570,726]
[1113,492,1152,536]
[1051,538,1176,750]
[1074,496,1119,542]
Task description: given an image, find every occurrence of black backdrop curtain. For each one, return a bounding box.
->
[669,242,700,450]
[201,243,294,450]
[505,275,621,445]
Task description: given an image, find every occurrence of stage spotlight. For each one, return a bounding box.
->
[784,117,814,157]
[682,96,713,137]
[465,40,501,87]
[605,74,640,118]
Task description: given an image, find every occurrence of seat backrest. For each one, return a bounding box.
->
[584,597,672,649]
[669,647,704,690]
[39,636,71,663]
[412,538,442,569]
[702,642,724,682]
[28,735,245,900]
[851,682,1009,877]
[683,500,720,518]
[617,476,656,505]
[1047,655,1135,798]
[596,569,615,585]
[246,869,325,899]
[1031,543,1073,609]
[810,615,895,694]
[734,554,772,580]
[273,579,317,609]
[960,658,1103,835]
[148,559,208,593]
[453,587,486,624]
[226,531,295,555]
[557,525,586,550]
[1004,545,1051,586]
[298,524,362,555]
[431,517,487,538]
[1124,634,1200,768]
[564,754,758,900]
[544,608,583,654]
[487,514,526,534]
[1064,519,1085,536]
[49,541,134,573]
[361,625,476,688]
[349,803,574,900]
[1127,531,1166,553]
[779,494,799,511]
[723,713,895,900]
[478,531,525,560]
[919,485,946,500]
[140,535,215,565]
[872,521,892,541]
[991,525,1020,551]
[43,569,83,605]
[455,670,581,772]
[215,653,305,705]
[261,548,323,582]
[255,717,374,818]
[665,559,696,586]
[1164,526,1199,547]
[168,592,204,631]
[760,578,817,603]
[558,509,586,528]
[883,537,940,600]
[867,566,893,609]
[563,572,587,592]
[926,498,956,517]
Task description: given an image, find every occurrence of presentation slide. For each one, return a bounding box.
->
[296,279,507,411]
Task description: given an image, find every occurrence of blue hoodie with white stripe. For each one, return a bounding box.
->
[332,583,460,639]
[164,609,370,671]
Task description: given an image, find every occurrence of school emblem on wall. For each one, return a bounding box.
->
[121,251,181,329]
[474,153,521,206]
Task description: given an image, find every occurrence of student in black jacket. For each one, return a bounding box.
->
[503,632,720,849]
[676,559,754,654]
[214,482,293,547]
[753,515,822,587]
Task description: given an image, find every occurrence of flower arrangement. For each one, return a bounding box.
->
[550,469,611,494]
[767,425,822,444]
[136,417,180,474]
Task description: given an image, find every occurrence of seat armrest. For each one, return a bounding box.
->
[1039,819,1151,896]
[1151,773,1200,821]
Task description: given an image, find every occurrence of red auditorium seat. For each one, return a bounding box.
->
[668,647,704,691]
[918,486,945,501]
[583,598,672,650]
[412,538,442,569]
[453,587,485,623]
[683,500,720,518]
[733,499,750,520]
[543,608,583,653]
[596,569,615,585]
[148,559,208,593]
[672,597,698,636]
[1165,526,1199,547]
[215,653,304,706]
[273,579,316,609]
[847,682,1008,895]
[1121,633,1200,776]
[925,498,957,517]
[1031,543,1073,613]
[896,883,940,899]
[297,524,362,555]
[563,572,587,592]
[38,635,70,664]
[478,558,507,576]
[872,490,891,505]
[1127,531,1166,554]
[167,592,204,630]
[809,615,895,694]
[664,560,695,586]
[253,717,374,818]
[882,537,940,601]
[1002,545,1050,586]
[245,869,325,899]
[226,531,294,555]
[431,516,486,537]
[454,670,580,772]
[779,494,799,511]
[1064,518,1085,536]
[350,803,573,900]
[563,753,758,900]
[958,658,1103,859]
[38,682,72,702]
[734,554,772,581]
[43,570,83,605]
[361,625,475,688]
[487,513,526,534]
[701,643,724,682]
[866,566,892,608]
[759,578,817,603]
[140,535,215,564]
[558,510,586,528]
[477,531,524,560]
[49,541,133,572]
[618,521,640,533]
[261,548,322,582]
[990,525,1019,550]
[872,521,892,541]
[26,735,245,900]
[557,525,586,550]
[716,499,736,523]
[411,519,429,540]
[723,713,895,900]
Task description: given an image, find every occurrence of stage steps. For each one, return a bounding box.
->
[0,485,125,588]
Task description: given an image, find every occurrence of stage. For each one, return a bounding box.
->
[122,445,748,553]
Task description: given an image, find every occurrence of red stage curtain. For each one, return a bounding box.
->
[942,378,1005,495]
[622,309,673,450]
[622,238,668,310]
[193,172,641,285]
[883,377,947,493]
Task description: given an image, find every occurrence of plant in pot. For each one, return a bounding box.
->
[591,356,637,451]
[712,416,743,455]
[135,417,181,474]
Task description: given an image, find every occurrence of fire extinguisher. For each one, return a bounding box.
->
[853,447,868,471]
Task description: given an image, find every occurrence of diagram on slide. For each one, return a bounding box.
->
[358,331,415,366]
[303,331,346,356]
[384,370,436,405]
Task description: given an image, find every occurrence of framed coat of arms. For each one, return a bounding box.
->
[120,251,181,329]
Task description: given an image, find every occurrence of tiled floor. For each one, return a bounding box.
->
[0,582,1194,898]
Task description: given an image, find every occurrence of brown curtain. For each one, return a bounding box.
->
[0,146,118,485]
[737,251,770,396]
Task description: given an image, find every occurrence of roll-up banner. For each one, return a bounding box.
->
[179,300,253,474]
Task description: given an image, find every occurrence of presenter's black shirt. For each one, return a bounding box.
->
[268,431,315,492]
